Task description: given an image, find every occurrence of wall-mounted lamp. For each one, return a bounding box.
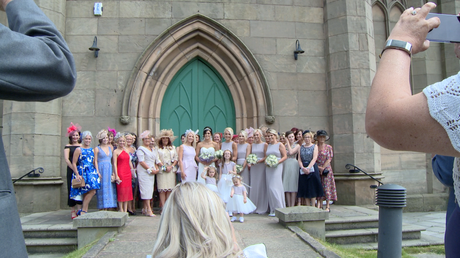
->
[293,39,304,60]
[89,36,100,58]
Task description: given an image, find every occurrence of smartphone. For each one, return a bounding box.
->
[426,13,460,43]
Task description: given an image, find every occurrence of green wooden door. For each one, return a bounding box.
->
[160,58,235,146]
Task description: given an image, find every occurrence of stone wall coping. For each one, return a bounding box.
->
[73,211,128,228]
[334,174,384,181]
[275,206,329,222]
[12,177,64,185]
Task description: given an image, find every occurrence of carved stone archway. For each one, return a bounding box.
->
[120,14,273,135]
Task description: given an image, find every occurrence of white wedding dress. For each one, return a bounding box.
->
[197,147,215,185]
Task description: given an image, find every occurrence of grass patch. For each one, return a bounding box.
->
[316,239,444,258]
[62,239,98,258]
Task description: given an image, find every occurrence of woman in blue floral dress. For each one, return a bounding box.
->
[70,131,101,215]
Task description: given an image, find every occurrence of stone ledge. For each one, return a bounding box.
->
[73,211,128,248]
[12,177,64,185]
[275,206,329,222]
[276,206,329,240]
[73,211,127,228]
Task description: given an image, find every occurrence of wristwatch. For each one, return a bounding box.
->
[379,39,412,58]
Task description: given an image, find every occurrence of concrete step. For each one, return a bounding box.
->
[22,224,77,238]
[341,234,444,249]
[325,215,379,231]
[25,238,77,254]
[325,224,426,245]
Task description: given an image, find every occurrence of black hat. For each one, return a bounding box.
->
[315,130,329,141]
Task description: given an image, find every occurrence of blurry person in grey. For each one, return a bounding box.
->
[0,0,76,256]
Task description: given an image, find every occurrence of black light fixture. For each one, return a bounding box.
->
[89,36,100,58]
[293,39,304,60]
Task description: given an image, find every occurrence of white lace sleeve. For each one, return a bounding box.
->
[423,72,460,152]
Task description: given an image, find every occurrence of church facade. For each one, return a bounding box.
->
[0,0,455,212]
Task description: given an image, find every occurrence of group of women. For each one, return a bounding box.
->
[177,126,338,215]
[64,122,337,218]
[64,123,178,218]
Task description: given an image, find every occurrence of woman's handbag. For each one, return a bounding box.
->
[322,169,330,176]
[71,177,85,188]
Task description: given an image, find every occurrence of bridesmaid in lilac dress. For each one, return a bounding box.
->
[236,130,251,195]
[265,128,287,216]
[248,129,268,214]
[221,127,237,162]
[178,129,198,182]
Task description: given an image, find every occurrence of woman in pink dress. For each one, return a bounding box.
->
[178,129,198,182]
[315,130,337,212]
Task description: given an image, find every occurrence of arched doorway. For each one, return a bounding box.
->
[120,14,274,137]
[160,57,235,146]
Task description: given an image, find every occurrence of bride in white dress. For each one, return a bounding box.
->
[195,126,220,184]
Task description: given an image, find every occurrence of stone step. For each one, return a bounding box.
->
[325,215,379,231]
[341,234,444,249]
[22,224,77,238]
[25,238,77,254]
[28,253,69,258]
[325,224,426,245]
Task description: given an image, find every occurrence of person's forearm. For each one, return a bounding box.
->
[0,0,76,101]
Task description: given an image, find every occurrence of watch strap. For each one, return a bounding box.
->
[379,39,412,58]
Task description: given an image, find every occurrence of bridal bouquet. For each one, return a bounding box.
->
[265,155,279,168]
[199,152,215,163]
[235,164,243,174]
[215,150,224,159]
[246,154,258,165]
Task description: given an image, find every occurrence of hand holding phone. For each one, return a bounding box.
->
[426,13,460,43]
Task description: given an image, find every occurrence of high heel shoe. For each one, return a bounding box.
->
[71,210,77,219]
[145,209,155,217]
[76,209,82,216]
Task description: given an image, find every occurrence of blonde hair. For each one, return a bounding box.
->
[232,175,243,184]
[253,129,264,142]
[151,183,241,258]
[185,130,197,148]
[266,128,279,140]
[207,166,218,180]
[224,127,234,136]
[238,130,248,140]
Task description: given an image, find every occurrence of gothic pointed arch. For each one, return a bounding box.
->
[120,14,274,134]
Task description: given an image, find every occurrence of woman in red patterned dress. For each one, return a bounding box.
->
[315,130,337,212]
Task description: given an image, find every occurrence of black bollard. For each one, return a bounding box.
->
[376,184,406,258]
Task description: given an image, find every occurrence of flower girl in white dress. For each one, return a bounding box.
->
[218,150,236,204]
[227,175,256,223]
[200,165,219,194]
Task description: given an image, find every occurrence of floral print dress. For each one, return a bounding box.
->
[70,147,100,199]
[316,144,337,201]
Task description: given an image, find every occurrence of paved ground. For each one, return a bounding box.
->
[20,205,447,258]
[94,213,321,258]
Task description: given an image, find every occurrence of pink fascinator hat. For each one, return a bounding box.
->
[245,127,254,138]
[108,127,117,136]
[66,122,81,137]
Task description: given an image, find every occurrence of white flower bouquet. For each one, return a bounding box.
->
[265,154,279,168]
[199,152,215,163]
[246,154,258,165]
[215,150,224,159]
[235,164,243,174]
